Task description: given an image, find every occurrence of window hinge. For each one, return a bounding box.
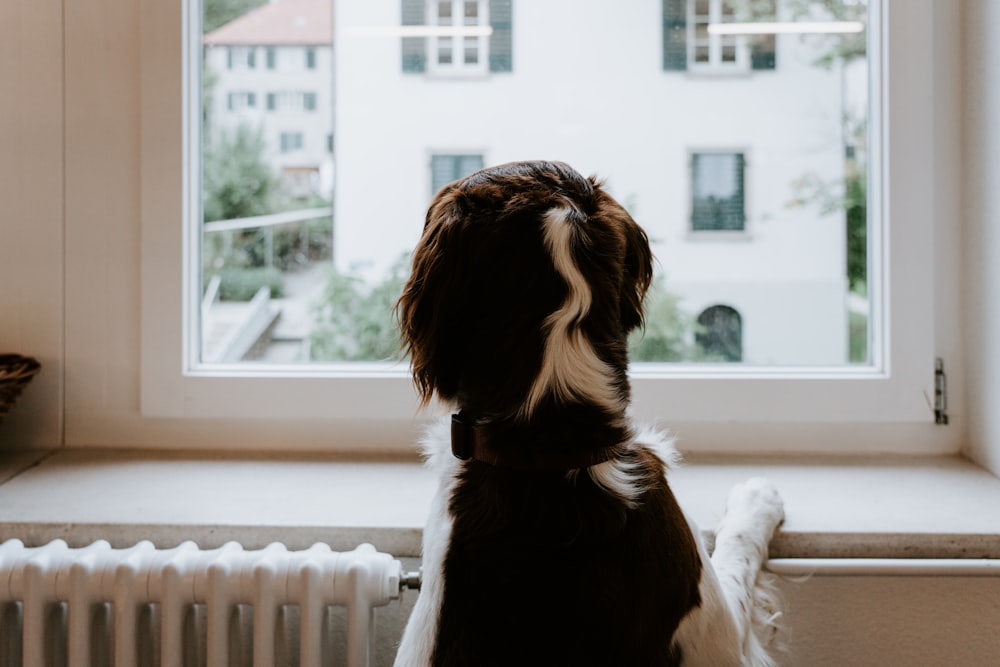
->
[934,357,949,425]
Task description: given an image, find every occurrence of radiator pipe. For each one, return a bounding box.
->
[400,569,423,590]
[766,558,1000,577]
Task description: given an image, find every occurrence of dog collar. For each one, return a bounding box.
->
[450,411,622,471]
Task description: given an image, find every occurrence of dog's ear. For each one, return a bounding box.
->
[587,176,654,334]
[395,187,468,406]
[620,216,654,333]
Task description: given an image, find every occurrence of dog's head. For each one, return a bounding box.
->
[396,160,653,421]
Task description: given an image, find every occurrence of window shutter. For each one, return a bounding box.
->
[457,154,485,177]
[732,153,746,229]
[750,0,777,70]
[489,0,513,73]
[401,0,426,73]
[431,154,485,194]
[430,156,455,194]
[662,0,687,71]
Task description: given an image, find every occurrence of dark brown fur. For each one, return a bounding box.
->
[396,161,703,665]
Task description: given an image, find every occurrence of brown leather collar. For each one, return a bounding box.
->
[450,412,622,471]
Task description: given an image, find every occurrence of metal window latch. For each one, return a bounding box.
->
[934,357,949,425]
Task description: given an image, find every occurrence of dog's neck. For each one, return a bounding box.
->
[449,405,630,471]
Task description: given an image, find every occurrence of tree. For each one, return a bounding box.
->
[629,278,707,362]
[203,124,281,223]
[203,0,268,34]
[788,134,867,293]
[784,0,868,69]
[309,255,411,362]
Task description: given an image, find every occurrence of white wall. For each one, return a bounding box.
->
[0,0,64,448]
[369,570,1000,667]
[963,0,1000,476]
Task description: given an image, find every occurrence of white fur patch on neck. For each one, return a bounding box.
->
[520,205,625,420]
[583,423,680,507]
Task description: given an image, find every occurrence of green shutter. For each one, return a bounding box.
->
[732,153,746,229]
[401,0,426,73]
[489,0,513,73]
[662,0,687,71]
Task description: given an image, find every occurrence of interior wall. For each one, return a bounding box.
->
[962,1,1000,475]
[0,0,64,449]
[372,569,1000,667]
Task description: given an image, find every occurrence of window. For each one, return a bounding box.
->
[226,91,257,112]
[696,305,743,361]
[430,154,485,195]
[663,0,776,71]
[306,47,317,69]
[401,0,513,74]
[690,152,746,232]
[266,47,277,69]
[227,46,256,70]
[430,1,487,72]
[280,132,304,153]
[133,0,944,453]
[689,0,744,69]
[266,92,317,112]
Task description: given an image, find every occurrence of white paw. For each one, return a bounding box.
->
[724,477,785,533]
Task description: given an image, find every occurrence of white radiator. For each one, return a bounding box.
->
[0,539,412,667]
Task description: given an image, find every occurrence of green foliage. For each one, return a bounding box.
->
[788,157,867,293]
[203,125,282,223]
[203,0,268,34]
[309,256,411,362]
[849,309,868,363]
[783,0,868,68]
[207,266,285,301]
[629,278,708,362]
[308,258,704,364]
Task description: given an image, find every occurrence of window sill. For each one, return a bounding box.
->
[1,448,999,559]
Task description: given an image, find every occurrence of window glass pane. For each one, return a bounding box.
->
[197,0,872,368]
[437,36,453,64]
[464,1,478,23]
[438,1,452,21]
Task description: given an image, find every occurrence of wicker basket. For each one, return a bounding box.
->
[0,354,41,424]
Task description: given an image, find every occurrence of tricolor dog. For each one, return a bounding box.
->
[394,160,785,666]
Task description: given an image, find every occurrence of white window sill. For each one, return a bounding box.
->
[2,449,999,560]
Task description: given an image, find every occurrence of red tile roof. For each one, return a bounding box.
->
[204,0,332,46]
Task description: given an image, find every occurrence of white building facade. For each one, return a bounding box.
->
[204,0,335,199]
[333,0,856,365]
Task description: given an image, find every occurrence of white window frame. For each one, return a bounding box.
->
[427,0,489,76]
[139,0,941,453]
[687,0,750,72]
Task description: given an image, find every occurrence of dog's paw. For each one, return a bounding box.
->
[724,477,785,535]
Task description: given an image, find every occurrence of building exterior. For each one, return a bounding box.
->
[203,0,335,199]
[332,0,857,365]
[204,0,861,365]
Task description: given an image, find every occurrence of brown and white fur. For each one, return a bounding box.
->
[394,160,785,666]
